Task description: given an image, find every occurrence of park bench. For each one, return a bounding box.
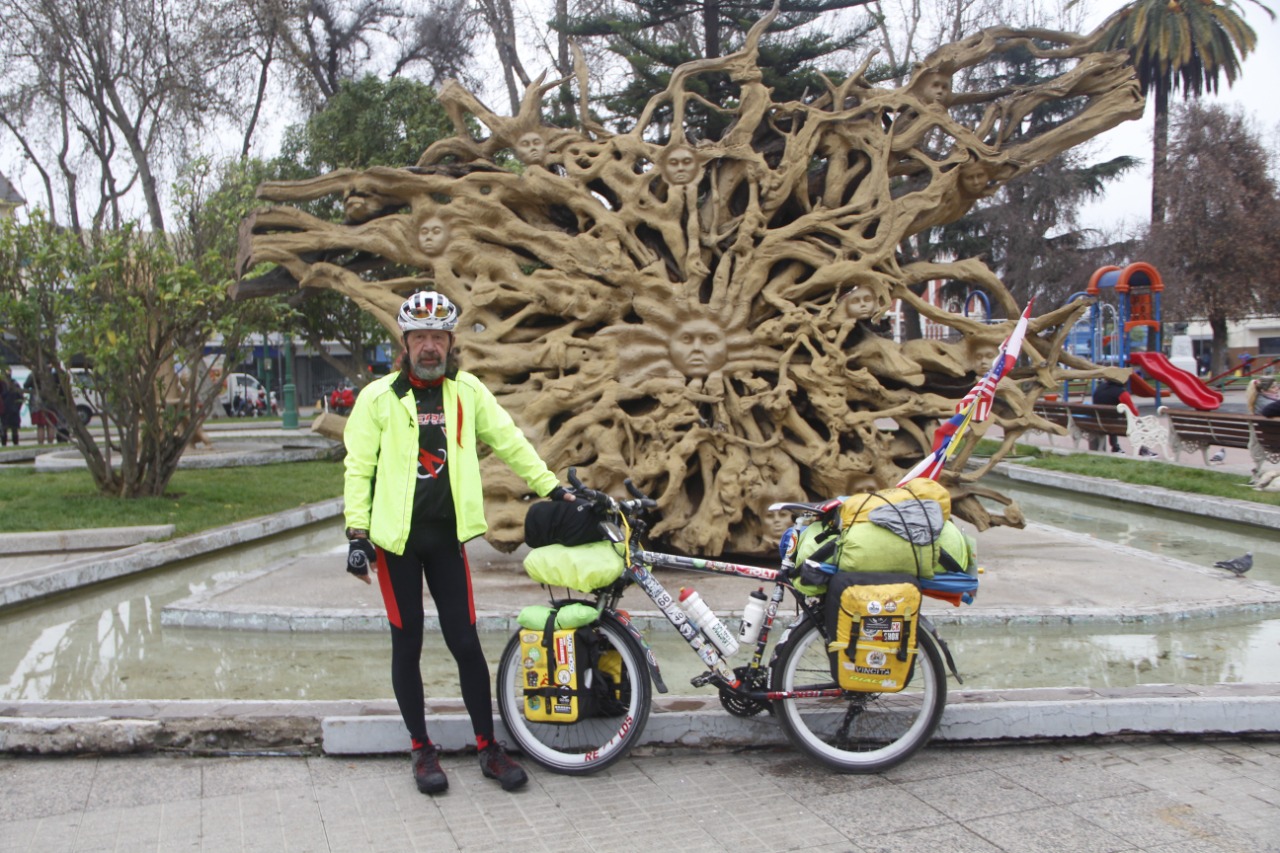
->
[1157,406,1280,479]
[1030,400,1167,458]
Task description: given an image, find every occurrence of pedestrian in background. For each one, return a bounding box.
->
[0,371,22,446]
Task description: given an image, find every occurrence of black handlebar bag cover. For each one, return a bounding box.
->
[524,500,606,548]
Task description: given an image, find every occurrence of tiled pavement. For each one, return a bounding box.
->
[3,738,1278,852]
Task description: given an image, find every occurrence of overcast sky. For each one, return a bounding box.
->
[1076,5,1280,234]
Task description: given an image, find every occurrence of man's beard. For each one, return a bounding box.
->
[411,359,447,381]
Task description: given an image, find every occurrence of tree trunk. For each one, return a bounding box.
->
[1209,315,1228,376]
[1150,83,1169,226]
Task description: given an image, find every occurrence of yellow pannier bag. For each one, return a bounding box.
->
[519,625,589,722]
[825,573,921,693]
[515,603,600,723]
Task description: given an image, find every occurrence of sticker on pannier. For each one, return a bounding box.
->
[826,576,921,693]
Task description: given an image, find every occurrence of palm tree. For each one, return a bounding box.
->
[1092,0,1274,224]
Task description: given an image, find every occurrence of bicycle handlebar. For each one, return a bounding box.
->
[567,467,657,518]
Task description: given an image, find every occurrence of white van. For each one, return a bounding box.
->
[221,372,270,416]
[7,365,101,426]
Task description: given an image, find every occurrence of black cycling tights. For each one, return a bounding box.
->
[375,522,494,745]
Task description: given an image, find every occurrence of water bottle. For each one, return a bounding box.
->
[678,587,739,656]
[738,588,769,646]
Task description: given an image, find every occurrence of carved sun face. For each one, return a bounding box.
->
[669,318,728,378]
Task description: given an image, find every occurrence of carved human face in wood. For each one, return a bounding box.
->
[916,72,952,106]
[516,132,546,164]
[418,217,450,256]
[662,145,699,185]
[841,286,878,320]
[761,507,794,543]
[968,338,999,371]
[669,318,728,378]
[959,164,990,198]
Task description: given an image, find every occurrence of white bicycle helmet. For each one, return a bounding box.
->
[397,291,459,333]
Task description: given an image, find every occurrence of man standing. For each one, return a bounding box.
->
[343,290,573,795]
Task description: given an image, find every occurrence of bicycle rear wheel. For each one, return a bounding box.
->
[496,611,652,774]
[770,617,946,773]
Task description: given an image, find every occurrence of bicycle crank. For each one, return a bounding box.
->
[719,666,771,717]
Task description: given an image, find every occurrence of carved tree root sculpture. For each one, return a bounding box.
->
[239,11,1142,555]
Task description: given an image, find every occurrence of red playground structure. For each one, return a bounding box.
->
[1076,263,1222,411]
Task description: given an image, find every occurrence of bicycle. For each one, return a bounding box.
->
[495,470,968,775]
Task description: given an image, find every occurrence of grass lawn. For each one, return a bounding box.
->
[0,460,345,537]
[972,442,1280,508]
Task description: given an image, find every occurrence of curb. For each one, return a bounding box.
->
[0,498,345,610]
[995,462,1280,530]
[0,524,175,555]
[3,685,1277,756]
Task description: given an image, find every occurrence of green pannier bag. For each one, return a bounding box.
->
[523,540,626,592]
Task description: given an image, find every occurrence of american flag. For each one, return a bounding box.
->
[897,301,1034,485]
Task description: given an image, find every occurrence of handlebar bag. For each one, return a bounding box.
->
[824,571,921,693]
[524,499,607,548]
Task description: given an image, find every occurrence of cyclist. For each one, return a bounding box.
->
[342,290,574,795]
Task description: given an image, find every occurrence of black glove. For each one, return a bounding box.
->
[548,485,571,502]
[346,538,376,577]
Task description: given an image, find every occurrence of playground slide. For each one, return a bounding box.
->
[1129,351,1223,411]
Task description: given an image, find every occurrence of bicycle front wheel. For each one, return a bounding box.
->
[771,617,946,773]
[496,611,652,774]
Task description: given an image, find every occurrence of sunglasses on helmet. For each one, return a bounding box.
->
[409,299,451,319]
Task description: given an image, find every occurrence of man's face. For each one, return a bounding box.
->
[669,318,727,378]
[663,146,698,185]
[516,132,546,164]
[418,217,449,255]
[406,329,452,380]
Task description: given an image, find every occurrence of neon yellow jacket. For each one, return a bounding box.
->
[343,368,559,553]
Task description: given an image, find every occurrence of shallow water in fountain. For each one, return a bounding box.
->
[1,480,1277,701]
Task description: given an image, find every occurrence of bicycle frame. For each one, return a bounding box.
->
[610,541,847,703]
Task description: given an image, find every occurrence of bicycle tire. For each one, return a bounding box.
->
[770,617,946,773]
[496,611,652,774]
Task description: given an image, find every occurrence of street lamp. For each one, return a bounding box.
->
[282,332,298,429]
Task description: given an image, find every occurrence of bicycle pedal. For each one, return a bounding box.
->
[690,672,716,688]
